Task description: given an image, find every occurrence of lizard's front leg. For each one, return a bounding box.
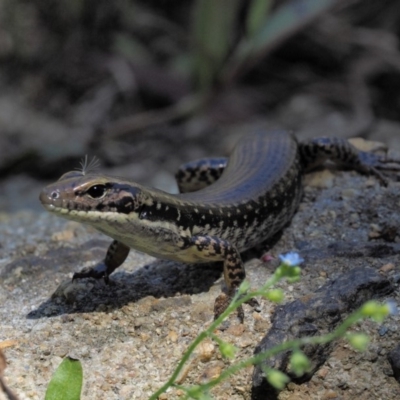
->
[73,240,130,283]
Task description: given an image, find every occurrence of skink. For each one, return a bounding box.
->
[39,130,392,320]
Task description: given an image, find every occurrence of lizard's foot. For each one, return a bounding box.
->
[358,151,400,186]
[214,292,260,323]
[72,263,110,284]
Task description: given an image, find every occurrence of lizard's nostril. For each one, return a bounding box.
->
[39,188,61,208]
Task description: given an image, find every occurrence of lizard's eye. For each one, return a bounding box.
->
[86,184,107,199]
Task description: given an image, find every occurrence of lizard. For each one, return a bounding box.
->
[39,130,398,321]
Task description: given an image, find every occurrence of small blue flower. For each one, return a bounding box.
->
[386,299,398,316]
[278,252,304,267]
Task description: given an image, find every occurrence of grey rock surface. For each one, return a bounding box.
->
[1,165,400,399]
[252,267,394,399]
[388,344,400,383]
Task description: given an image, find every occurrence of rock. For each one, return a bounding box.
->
[388,345,400,383]
[251,267,393,399]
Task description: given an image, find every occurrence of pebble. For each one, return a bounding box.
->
[380,263,395,273]
[51,229,75,242]
[226,323,245,337]
[318,367,329,379]
[322,389,339,399]
[195,340,215,362]
[167,330,178,343]
[388,345,400,382]
[369,223,383,239]
[199,364,223,382]
[348,137,387,152]
[305,170,335,189]
[379,326,389,336]
[341,188,358,199]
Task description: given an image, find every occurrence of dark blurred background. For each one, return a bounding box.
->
[1,0,400,211]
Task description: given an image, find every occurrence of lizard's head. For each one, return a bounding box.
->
[39,171,144,222]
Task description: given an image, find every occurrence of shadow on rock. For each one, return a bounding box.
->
[26,258,222,319]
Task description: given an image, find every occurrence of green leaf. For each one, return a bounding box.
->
[347,333,370,352]
[264,288,284,303]
[45,357,83,400]
[265,368,290,390]
[289,350,311,376]
[191,0,241,91]
[224,0,337,81]
[245,0,335,57]
[360,300,390,322]
[218,341,238,359]
[246,0,272,38]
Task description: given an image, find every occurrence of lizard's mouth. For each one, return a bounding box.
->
[40,202,56,211]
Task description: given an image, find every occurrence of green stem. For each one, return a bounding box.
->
[179,308,364,395]
[148,274,280,399]
[149,267,366,399]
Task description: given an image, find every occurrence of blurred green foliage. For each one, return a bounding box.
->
[1,0,337,94]
[191,0,337,91]
[191,0,242,92]
[115,0,337,93]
